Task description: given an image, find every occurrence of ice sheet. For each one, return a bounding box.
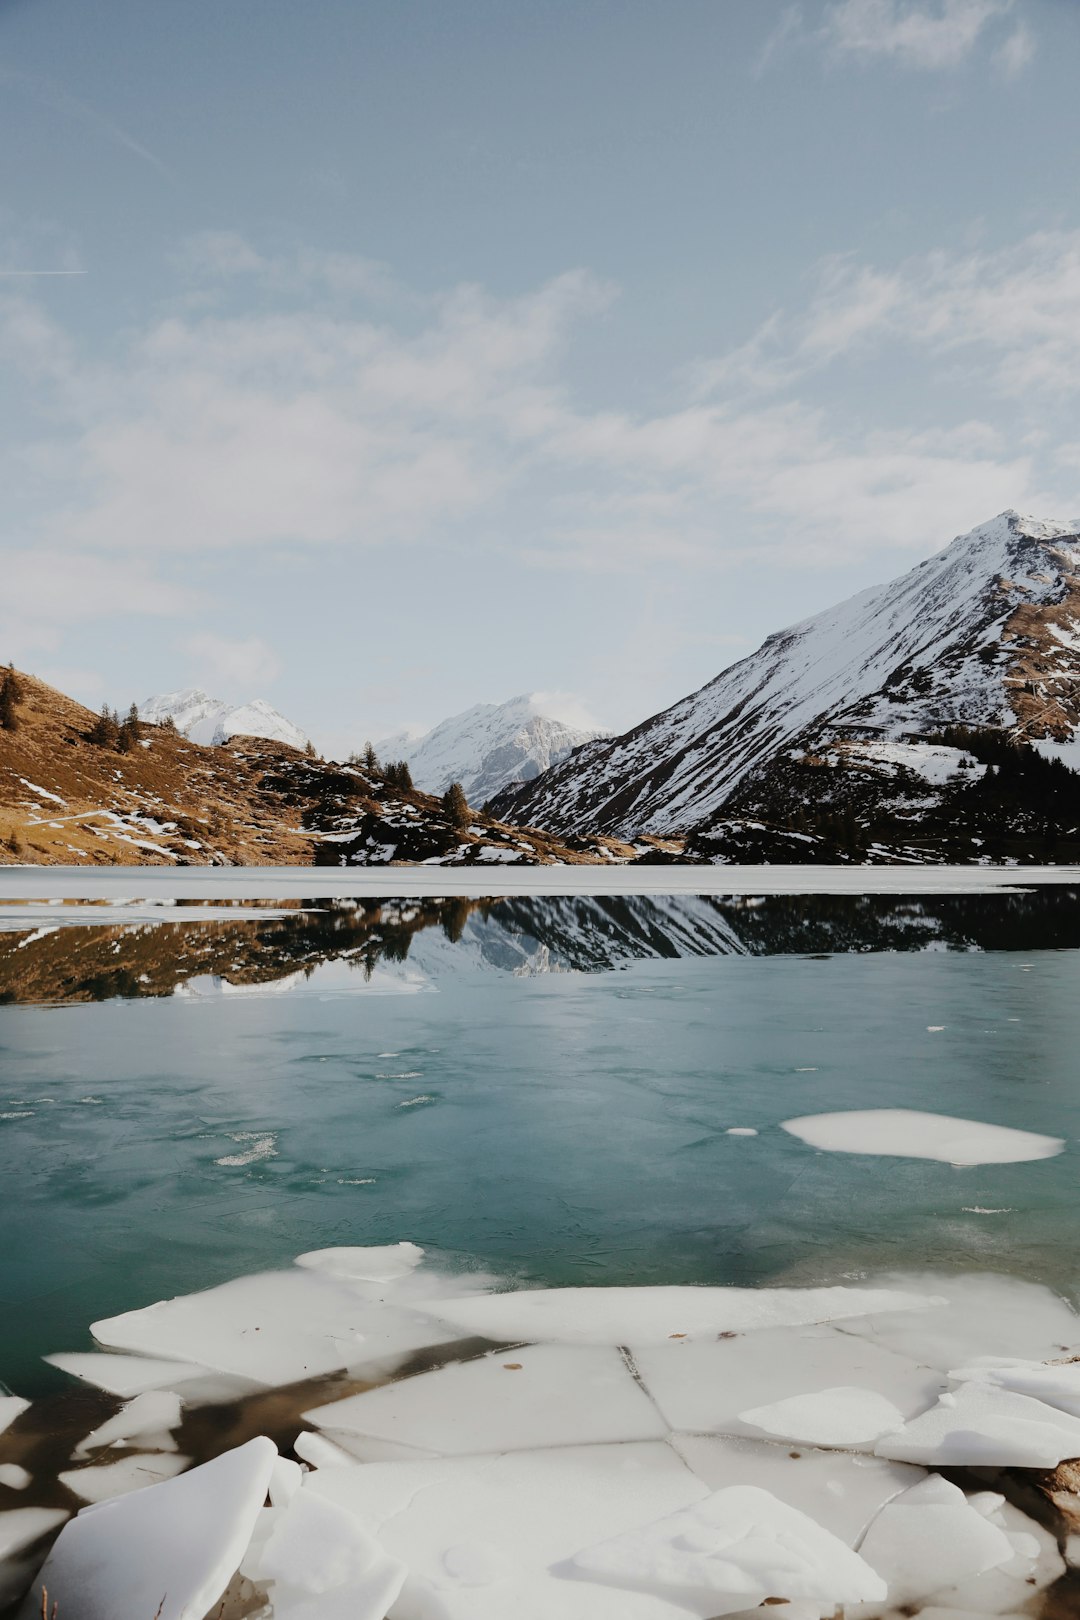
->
[303,1344,667,1455]
[875,1381,1080,1466]
[781,1109,1065,1165]
[853,1475,1013,1615]
[58,1453,189,1504]
[739,1386,908,1447]
[44,1353,211,1398]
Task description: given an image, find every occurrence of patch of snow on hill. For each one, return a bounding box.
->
[141,689,309,752]
[378,693,609,804]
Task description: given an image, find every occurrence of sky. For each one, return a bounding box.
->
[2,0,1080,755]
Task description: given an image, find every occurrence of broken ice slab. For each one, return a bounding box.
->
[780,1108,1065,1165]
[670,1434,923,1548]
[875,1381,1080,1467]
[571,1483,887,1614]
[19,1436,275,1620]
[250,1488,408,1620]
[72,1390,183,1457]
[928,1495,1065,1613]
[739,1386,908,1448]
[0,1465,30,1491]
[0,1509,68,1563]
[44,1352,212,1398]
[305,1441,716,1618]
[303,1343,667,1455]
[838,1271,1080,1370]
[293,1242,425,1282]
[415,1283,943,1346]
[950,1355,1080,1418]
[90,1266,463,1386]
[851,1475,1014,1616]
[630,1321,942,1446]
[58,1453,190,1504]
[0,1398,29,1438]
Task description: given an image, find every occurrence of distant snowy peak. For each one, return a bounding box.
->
[378,693,610,804]
[492,511,1080,837]
[141,688,309,752]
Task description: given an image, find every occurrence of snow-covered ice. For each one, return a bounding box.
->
[840,1272,1080,1371]
[21,1436,275,1620]
[781,1108,1065,1165]
[853,1475,1013,1614]
[739,1386,908,1448]
[949,1355,1080,1417]
[419,1283,943,1345]
[570,1483,887,1612]
[44,1352,211,1398]
[0,1509,68,1563]
[875,1381,1080,1466]
[629,1322,942,1443]
[250,1488,408,1620]
[303,1344,667,1455]
[294,1242,425,1282]
[72,1390,183,1457]
[0,1398,29,1438]
[0,1466,31,1491]
[58,1452,190,1504]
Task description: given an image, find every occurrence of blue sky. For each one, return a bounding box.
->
[2,0,1080,753]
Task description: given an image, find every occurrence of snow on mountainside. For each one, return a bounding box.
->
[378,694,609,804]
[141,689,310,752]
[492,512,1080,839]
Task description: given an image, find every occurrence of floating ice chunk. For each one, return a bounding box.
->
[0,1465,31,1490]
[91,1267,457,1386]
[571,1484,886,1612]
[670,1435,922,1548]
[781,1109,1064,1165]
[59,1453,189,1503]
[306,1442,714,1618]
[294,1432,360,1472]
[252,1490,407,1619]
[45,1352,211,1398]
[304,1344,666,1456]
[0,1398,29,1437]
[839,1272,1080,1370]
[631,1323,942,1447]
[930,1497,1064,1613]
[950,1356,1080,1418]
[853,1475,1013,1615]
[269,1455,303,1508]
[875,1381,1080,1467]
[73,1390,184,1457]
[294,1243,425,1282]
[20,1436,276,1620]
[739,1386,908,1448]
[0,1508,67,1562]
[417,1285,942,1346]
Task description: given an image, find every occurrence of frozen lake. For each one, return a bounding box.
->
[2,882,1079,1399]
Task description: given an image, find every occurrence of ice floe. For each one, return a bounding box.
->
[781,1108,1065,1165]
[72,1390,183,1457]
[0,1465,30,1490]
[303,1344,667,1455]
[21,1436,275,1620]
[0,1509,68,1563]
[950,1354,1080,1417]
[875,1381,1080,1466]
[58,1452,190,1504]
[570,1483,887,1612]
[839,1271,1080,1369]
[44,1351,211,1398]
[418,1283,943,1345]
[294,1241,425,1282]
[853,1475,1013,1614]
[250,1489,408,1620]
[739,1385,908,1447]
[0,1398,29,1437]
[629,1322,942,1444]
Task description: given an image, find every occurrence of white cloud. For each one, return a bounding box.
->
[822,0,1021,71]
[697,230,1080,403]
[528,690,609,731]
[994,21,1036,76]
[0,547,196,665]
[182,631,282,690]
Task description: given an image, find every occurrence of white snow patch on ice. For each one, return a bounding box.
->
[781,1108,1064,1165]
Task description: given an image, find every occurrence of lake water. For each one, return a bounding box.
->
[2,886,1079,1400]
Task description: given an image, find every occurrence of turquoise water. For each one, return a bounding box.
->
[1,892,1079,1396]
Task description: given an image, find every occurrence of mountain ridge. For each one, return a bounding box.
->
[140,688,311,752]
[490,511,1080,845]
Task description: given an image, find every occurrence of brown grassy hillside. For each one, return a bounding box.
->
[0,670,631,867]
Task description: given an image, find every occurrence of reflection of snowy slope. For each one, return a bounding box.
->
[496,513,1080,837]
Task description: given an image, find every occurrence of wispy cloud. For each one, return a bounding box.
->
[0,65,172,177]
[822,0,1022,71]
[182,632,281,691]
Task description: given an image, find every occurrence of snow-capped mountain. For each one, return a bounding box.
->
[140,688,310,752]
[492,512,1080,839]
[377,694,609,805]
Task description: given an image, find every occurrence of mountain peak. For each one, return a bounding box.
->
[141,689,310,752]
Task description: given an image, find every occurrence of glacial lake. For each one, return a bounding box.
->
[2,882,1080,1400]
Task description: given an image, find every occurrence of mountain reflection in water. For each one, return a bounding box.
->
[2,889,1080,1005]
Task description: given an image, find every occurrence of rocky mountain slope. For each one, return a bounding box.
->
[0,673,626,867]
[378,694,608,804]
[492,512,1080,860]
[140,688,310,751]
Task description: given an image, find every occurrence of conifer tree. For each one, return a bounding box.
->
[443,781,470,829]
[117,702,141,753]
[363,741,380,773]
[0,668,18,732]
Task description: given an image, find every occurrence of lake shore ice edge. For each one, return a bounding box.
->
[2,1245,1080,1619]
